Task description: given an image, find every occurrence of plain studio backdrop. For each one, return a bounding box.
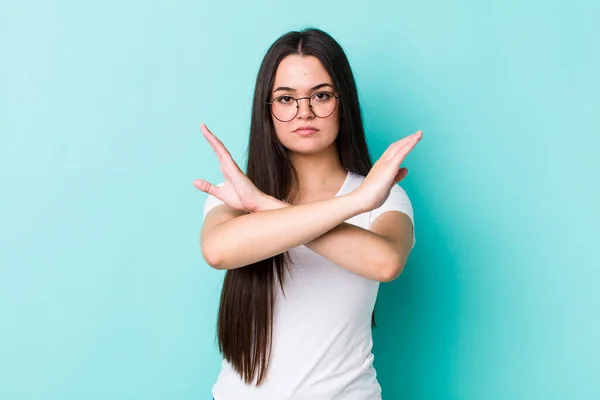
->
[1,1,598,399]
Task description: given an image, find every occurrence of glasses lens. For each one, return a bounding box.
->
[311,92,337,118]
[270,92,338,122]
[271,96,297,122]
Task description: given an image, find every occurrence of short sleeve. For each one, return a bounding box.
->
[368,184,416,250]
[202,182,226,221]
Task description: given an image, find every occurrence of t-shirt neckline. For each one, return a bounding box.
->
[335,170,352,197]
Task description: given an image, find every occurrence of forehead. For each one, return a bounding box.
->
[272,55,332,90]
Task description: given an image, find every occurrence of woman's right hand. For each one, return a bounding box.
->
[193,124,266,213]
[352,130,422,211]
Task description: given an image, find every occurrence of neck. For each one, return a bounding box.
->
[288,144,347,195]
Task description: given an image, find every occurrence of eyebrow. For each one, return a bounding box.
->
[272,83,334,93]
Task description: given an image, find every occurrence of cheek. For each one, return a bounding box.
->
[321,112,340,138]
[272,119,291,145]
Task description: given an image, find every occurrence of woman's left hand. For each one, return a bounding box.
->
[193,124,266,213]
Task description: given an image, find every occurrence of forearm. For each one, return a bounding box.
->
[259,196,400,281]
[202,194,366,270]
[306,223,399,281]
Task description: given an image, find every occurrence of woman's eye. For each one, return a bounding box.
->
[277,96,293,103]
[314,92,331,101]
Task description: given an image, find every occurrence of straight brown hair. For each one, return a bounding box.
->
[216,27,375,386]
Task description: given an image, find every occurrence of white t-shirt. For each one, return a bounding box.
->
[203,170,415,400]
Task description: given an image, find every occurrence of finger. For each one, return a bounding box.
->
[201,124,225,161]
[202,124,234,159]
[390,130,422,158]
[393,130,422,150]
[201,124,239,171]
[193,178,219,196]
[394,167,409,184]
[394,130,422,145]
[200,124,222,160]
[382,130,422,158]
[209,130,231,156]
[203,125,239,171]
[381,137,417,164]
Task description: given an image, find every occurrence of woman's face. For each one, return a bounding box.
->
[269,55,340,155]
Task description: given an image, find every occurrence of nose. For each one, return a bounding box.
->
[296,97,315,120]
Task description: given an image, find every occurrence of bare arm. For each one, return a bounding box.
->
[201,193,367,270]
[196,124,421,278]
[256,195,414,282]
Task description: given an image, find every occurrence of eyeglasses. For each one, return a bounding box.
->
[267,91,340,122]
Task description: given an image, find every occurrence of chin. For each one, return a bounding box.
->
[282,137,337,155]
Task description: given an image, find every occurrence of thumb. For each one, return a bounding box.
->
[193,179,218,196]
[394,168,408,184]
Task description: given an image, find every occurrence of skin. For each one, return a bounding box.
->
[270,55,345,204]
[194,55,423,282]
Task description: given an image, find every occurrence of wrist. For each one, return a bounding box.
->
[254,193,290,212]
[253,191,367,215]
[342,190,371,215]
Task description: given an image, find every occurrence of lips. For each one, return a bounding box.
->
[294,126,319,135]
[294,125,318,131]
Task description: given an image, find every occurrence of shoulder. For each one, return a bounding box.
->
[370,183,413,221]
[346,172,411,207]
[368,182,415,249]
[202,182,226,221]
[344,171,414,221]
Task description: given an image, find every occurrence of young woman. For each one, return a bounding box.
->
[194,28,422,400]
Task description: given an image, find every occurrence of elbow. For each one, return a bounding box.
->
[378,254,406,282]
[201,240,226,270]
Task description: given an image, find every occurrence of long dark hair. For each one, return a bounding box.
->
[216,28,375,386]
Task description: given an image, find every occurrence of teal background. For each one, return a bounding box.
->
[1,1,598,399]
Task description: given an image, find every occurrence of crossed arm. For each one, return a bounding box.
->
[201,192,414,282]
